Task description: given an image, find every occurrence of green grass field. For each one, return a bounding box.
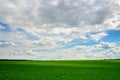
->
[0,60,120,80]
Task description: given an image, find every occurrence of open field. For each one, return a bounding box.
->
[0,60,120,80]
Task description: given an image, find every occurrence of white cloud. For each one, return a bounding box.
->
[51,0,60,6]
[0,0,120,59]
[0,41,16,47]
[11,41,120,60]
[98,41,117,49]
[90,32,108,41]
[0,0,119,43]
[32,37,58,49]
[25,49,33,55]
[0,0,119,29]
[12,48,35,56]
[79,34,87,40]
[0,25,5,30]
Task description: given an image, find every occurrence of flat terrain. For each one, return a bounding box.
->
[0,60,120,80]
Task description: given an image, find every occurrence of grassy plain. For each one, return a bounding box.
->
[0,60,120,80]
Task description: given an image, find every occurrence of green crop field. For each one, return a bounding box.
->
[0,60,120,80]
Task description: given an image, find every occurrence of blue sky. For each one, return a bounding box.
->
[0,0,120,60]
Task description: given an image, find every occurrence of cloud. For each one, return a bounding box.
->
[0,0,119,43]
[52,42,120,59]
[32,37,61,49]
[25,49,33,55]
[0,22,11,32]
[0,0,119,28]
[12,48,34,56]
[11,41,120,60]
[0,25,5,30]
[98,41,117,49]
[0,0,120,59]
[90,32,108,41]
[0,41,16,47]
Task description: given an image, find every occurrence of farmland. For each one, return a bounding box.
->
[0,60,120,80]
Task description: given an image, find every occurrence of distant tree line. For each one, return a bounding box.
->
[0,59,29,61]
[103,58,120,60]
[0,59,120,61]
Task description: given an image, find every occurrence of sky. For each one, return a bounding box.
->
[0,0,120,60]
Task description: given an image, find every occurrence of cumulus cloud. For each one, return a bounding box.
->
[0,0,119,29]
[25,49,33,55]
[50,42,120,59]
[0,25,5,30]
[0,0,119,42]
[98,41,117,49]
[0,41,16,47]
[0,0,120,59]
[11,41,120,60]
[90,32,108,41]
[12,48,34,56]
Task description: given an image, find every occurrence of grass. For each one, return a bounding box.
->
[0,60,120,80]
